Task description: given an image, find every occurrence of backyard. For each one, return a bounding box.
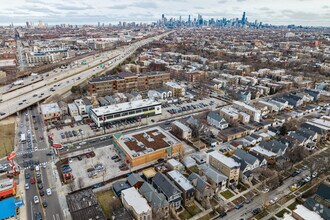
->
[96,189,120,218]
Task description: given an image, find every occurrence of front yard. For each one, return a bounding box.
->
[220,190,235,199]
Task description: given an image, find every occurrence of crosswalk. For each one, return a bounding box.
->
[22,161,49,170]
[16,148,49,156]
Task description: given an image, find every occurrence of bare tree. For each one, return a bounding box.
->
[77,177,84,189]
[68,180,76,192]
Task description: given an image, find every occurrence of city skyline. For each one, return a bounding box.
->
[1,0,330,27]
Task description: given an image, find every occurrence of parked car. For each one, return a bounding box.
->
[35,212,42,220]
[235,203,244,209]
[42,199,47,208]
[25,183,29,190]
[34,196,39,204]
[252,208,262,215]
[39,189,45,196]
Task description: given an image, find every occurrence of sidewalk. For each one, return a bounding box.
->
[18,171,28,220]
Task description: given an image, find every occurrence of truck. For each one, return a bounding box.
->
[20,133,26,144]
[13,80,24,86]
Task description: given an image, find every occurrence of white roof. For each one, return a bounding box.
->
[167,158,183,168]
[40,103,61,114]
[172,121,192,132]
[208,151,240,168]
[165,81,182,88]
[92,99,160,117]
[250,145,277,157]
[294,205,323,220]
[0,59,16,67]
[220,106,239,117]
[233,101,261,114]
[121,187,151,215]
[167,170,194,191]
[311,118,330,129]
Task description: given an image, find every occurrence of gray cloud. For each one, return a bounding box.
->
[218,0,227,3]
[194,6,204,10]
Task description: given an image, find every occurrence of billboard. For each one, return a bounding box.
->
[52,143,63,149]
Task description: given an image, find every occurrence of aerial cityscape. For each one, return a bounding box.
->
[0,1,329,220]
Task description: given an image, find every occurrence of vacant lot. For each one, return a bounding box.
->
[0,116,16,158]
[96,189,120,218]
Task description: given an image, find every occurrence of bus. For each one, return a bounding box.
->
[20,134,26,144]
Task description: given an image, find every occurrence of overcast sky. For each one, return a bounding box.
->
[1,0,329,26]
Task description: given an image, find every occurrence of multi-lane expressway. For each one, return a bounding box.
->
[0,31,172,120]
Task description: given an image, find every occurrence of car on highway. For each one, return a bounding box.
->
[46,188,52,196]
[33,196,39,204]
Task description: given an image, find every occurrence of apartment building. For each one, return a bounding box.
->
[88,72,170,95]
[40,103,62,124]
[219,106,240,124]
[208,151,241,186]
[233,101,261,122]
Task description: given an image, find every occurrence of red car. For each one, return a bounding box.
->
[30,177,36,184]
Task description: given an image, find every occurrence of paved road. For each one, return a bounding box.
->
[222,170,310,220]
[17,106,62,220]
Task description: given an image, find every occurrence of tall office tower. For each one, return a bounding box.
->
[98,21,100,27]
[241,12,246,24]
[31,22,34,29]
[26,21,30,28]
[188,15,191,26]
[38,20,43,28]
[45,23,48,28]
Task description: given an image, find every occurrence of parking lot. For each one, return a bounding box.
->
[62,145,128,188]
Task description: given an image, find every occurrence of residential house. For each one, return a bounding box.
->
[315,183,330,208]
[121,187,152,220]
[282,94,304,107]
[304,89,321,100]
[127,173,145,189]
[233,101,262,122]
[207,111,229,130]
[152,172,182,210]
[165,159,184,172]
[259,140,289,157]
[237,90,251,102]
[171,121,192,140]
[232,149,260,182]
[167,170,195,206]
[197,164,228,191]
[139,182,170,219]
[208,151,241,187]
[112,180,131,197]
[188,172,215,204]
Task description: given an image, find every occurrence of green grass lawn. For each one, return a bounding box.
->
[255,210,269,220]
[186,203,202,216]
[179,210,192,220]
[287,201,298,210]
[220,190,235,199]
[275,209,290,218]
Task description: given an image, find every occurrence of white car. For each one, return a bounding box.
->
[68,158,73,163]
[304,176,311,182]
[270,197,278,204]
[34,195,39,204]
[46,188,52,196]
[25,183,29,190]
[312,172,318,178]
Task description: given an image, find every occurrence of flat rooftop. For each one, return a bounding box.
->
[91,99,160,117]
[115,126,181,157]
[167,170,194,191]
[0,59,16,67]
[40,103,61,114]
[208,151,240,168]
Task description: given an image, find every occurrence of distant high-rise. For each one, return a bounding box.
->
[38,20,43,28]
[26,21,30,28]
[241,12,246,25]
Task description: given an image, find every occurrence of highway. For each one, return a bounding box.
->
[0,31,172,120]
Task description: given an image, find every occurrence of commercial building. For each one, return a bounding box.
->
[0,179,17,199]
[208,151,241,186]
[121,187,152,220]
[88,72,170,95]
[40,103,62,124]
[113,126,183,168]
[90,99,161,127]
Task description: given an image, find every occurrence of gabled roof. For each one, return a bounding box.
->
[139,182,169,209]
[152,172,182,198]
[259,140,288,154]
[188,172,210,193]
[127,173,145,187]
[315,183,330,202]
[288,132,306,144]
[197,164,228,184]
[208,111,225,123]
[304,198,330,220]
[233,148,259,166]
